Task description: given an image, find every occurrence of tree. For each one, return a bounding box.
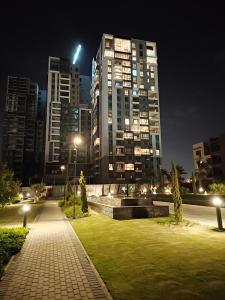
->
[160,168,171,185]
[31,183,45,202]
[176,165,187,183]
[195,158,212,189]
[79,171,88,213]
[171,161,183,223]
[0,165,21,207]
[209,183,225,195]
[192,172,197,194]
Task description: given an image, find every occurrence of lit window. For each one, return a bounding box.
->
[108,74,112,79]
[133,119,139,125]
[122,67,131,73]
[140,84,144,89]
[141,149,150,155]
[108,66,112,72]
[108,60,112,65]
[104,50,114,58]
[134,134,140,140]
[147,49,154,56]
[124,89,129,96]
[147,57,157,64]
[123,74,131,80]
[125,164,134,171]
[150,66,154,71]
[109,164,113,170]
[140,71,144,77]
[134,147,142,156]
[125,118,130,125]
[124,132,133,139]
[114,38,131,53]
[132,42,136,49]
[140,119,149,125]
[116,163,125,171]
[151,86,155,91]
[156,149,160,156]
[133,84,138,88]
[141,133,149,139]
[150,149,153,154]
[108,80,112,87]
[140,126,149,132]
[140,112,148,117]
[132,125,140,132]
[122,61,131,66]
[123,81,131,87]
[133,90,138,96]
[150,72,155,78]
[132,69,137,76]
[132,50,136,56]
[94,138,100,146]
[140,90,147,96]
[108,117,112,124]
[132,56,136,61]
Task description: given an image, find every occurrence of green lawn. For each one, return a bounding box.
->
[72,213,225,300]
[0,203,43,226]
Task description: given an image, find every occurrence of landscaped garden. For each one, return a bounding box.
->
[72,212,225,300]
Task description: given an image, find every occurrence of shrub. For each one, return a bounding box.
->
[209,183,225,195]
[11,198,21,204]
[63,205,89,219]
[0,227,28,275]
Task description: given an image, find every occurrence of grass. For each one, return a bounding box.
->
[0,227,28,276]
[0,203,43,226]
[71,212,225,300]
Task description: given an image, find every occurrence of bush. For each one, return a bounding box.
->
[180,186,191,195]
[11,198,21,204]
[63,205,89,219]
[0,227,28,275]
[209,183,225,195]
[58,196,81,208]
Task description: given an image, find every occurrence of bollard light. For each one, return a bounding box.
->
[212,196,223,231]
[198,187,204,193]
[22,204,30,227]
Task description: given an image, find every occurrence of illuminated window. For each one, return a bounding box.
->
[150,149,153,154]
[116,163,125,171]
[133,90,138,96]
[122,67,131,73]
[134,147,142,156]
[108,74,112,79]
[150,72,155,78]
[132,42,136,48]
[108,80,112,86]
[140,126,149,132]
[140,119,149,125]
[108,66,112,72]
[147,57,157,64]
[141,133,149,139]
[132,56,136,61]
[133,84,138,88]
[140,71,144,77]
[151,86,155,91]
[125,164,134,171]
[123,74,131,80]
[132,69,137,76]
[141,149,150,155]
[94,138,100,146]
[122,61,131,66]
[132,125,140,132]
[156,149,160,156]
[115,52,130,60]
[147,49,154,56]
[109,164,113,170]
[124,132,133,139]
[108,117,112,124]
[114,38,131,53]
[123,81,131,87]
[140,90,147,96]
[108,60,112,65]
[124,89,129,96]
[140,112,148,117]
[125,118,130,125]
[134,134,140,140]
[150,66,154,71]
[104,50,114,58]
[116,148,125,155]
[132,50,136,56]
[133,119,139,125]
[140,84,144,89]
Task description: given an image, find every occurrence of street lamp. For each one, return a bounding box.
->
[60,165,66,201]
[22,204,30,227]
[212,196,224,231]
[73,136,82,219]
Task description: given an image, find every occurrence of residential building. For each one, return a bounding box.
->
[91,34,162,183]
[44,57,92,183]
[2,76,39,184]
[193,133,225,182]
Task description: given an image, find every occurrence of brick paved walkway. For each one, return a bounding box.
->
[0,201,112,300]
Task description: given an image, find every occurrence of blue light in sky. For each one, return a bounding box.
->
[73,44,82,64]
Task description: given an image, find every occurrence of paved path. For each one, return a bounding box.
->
[0,201,111,300]
[155,201,225,227]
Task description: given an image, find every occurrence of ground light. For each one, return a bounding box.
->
[212,196,224,231]
[22,204,30,227]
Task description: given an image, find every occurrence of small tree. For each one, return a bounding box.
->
[0,165,21,207]
[31,183,45,202]
[171,161,183,223]
[79,171,88,213]
[209,183,225,195]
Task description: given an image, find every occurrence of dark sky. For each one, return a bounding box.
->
[1,1,225,176]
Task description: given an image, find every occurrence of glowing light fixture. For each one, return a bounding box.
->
[212,196,223,207]
[73,44,82,64]
[198,187,204,193]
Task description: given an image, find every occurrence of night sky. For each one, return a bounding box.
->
[1,1,225,176]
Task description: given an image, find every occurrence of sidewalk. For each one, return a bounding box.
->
[0,201,111,300]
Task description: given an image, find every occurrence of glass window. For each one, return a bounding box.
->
[124,132,133,139]
[125,164,134,171]
[141,149,150,155]
[114,38,131,53]
[132,69,137,76]
[109,164,113,170]
[134,147,142,156]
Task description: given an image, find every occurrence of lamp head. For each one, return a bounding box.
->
[212,196,223,207]
[22,204,30,213]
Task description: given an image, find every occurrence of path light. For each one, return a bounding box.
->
[212,196,223,231]
[26,192,30,198]
[77,190,81,196]
[22,204,30,227]
[198,187,204,193]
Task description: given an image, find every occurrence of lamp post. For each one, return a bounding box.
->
[22,204,30,227]
[60,165,66,201]
[212,196,224,230]
[73,136,82,219]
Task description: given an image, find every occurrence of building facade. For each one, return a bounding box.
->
[193,133,225,183]
[91,34,162,183]
[2,76,39,184]
[44,57,92,183]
